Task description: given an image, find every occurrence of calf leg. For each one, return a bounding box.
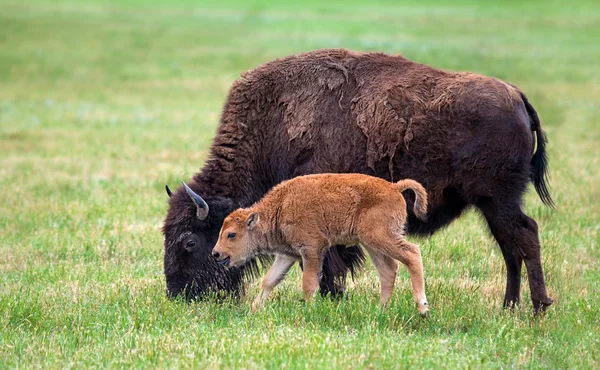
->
[300,249,324,302]
[251,254,297,312]
[362,232,429,316]
[390,239,429,316]
[477,199,553,313]
[365,248,399,306]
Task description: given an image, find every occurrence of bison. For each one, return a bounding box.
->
[211,174,430,316]
[163,48,554,312]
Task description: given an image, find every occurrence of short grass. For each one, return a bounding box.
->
[1,0,599,368]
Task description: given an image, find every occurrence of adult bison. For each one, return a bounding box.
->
[163,49,554,312]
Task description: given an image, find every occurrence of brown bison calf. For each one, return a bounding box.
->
[211,173,430,315]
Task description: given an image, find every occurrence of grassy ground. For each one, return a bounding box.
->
[1,0,599,368]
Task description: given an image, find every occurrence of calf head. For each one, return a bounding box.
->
[212,210,260,268]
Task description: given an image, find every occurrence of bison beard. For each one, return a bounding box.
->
[162,49,554,312]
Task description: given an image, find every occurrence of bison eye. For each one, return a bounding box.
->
[186,240,196,249]
[227,232,236,239]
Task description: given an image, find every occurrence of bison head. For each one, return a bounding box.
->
[162,181,247,300]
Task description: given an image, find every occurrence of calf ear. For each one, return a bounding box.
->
[246,212,259,229]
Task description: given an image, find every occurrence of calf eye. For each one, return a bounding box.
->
[186,240,196,249]
[227,232,236,239]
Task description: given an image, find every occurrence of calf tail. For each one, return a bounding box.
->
[395,179,428,221]
[520,92,555,208]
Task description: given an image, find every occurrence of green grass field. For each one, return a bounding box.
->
[1,0,599,368]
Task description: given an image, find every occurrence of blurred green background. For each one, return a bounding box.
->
[1,0,598,368]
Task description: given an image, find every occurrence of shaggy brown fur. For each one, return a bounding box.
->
[211,173,430,315]
[163,48,553,312]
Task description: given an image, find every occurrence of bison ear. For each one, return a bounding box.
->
[165,185,174,198]
[182,181,210,220]
[246,212,259,230]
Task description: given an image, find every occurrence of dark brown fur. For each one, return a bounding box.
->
[163,49,553,312]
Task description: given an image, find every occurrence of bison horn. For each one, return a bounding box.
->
[181,181,209,220]
[165,185,174,198]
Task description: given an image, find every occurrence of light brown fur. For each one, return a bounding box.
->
[212,173,429,315]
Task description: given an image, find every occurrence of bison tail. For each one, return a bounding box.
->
[520,92,555,208]
[395,179,428,221]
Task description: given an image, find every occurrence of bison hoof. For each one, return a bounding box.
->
[533,297,554,315]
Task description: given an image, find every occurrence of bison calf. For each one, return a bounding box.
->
[211,173,430,316]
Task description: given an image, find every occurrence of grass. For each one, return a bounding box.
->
[1,0,599,368]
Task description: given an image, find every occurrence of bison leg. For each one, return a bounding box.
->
[364,248,399,306]
[483,210,524,307]
[519,215,554,312]
[251,254,297,312]
[300,248,324,302]
[361,231,429,316]
[478,199,553,313]
[319,245,365,298]
[389,239,429,316]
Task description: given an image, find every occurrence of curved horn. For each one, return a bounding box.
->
[165,185,174,198]
[182,181,209,220]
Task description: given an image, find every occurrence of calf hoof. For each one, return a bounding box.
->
[251,302,263,313]
[418,305,430,318]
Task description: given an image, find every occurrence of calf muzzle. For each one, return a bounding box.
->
[212,251,231,267]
